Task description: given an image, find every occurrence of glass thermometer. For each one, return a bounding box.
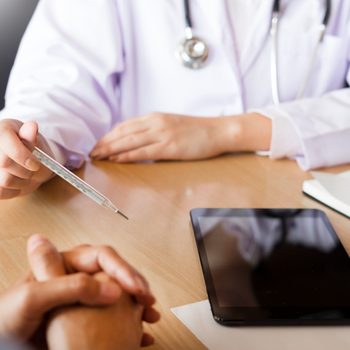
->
[32,147,128,220]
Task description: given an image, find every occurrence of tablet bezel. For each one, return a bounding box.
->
[190,208,350,326]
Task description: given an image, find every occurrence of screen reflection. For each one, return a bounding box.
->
[197,209,350,312]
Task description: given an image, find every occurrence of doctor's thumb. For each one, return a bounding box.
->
[19,120,39,145]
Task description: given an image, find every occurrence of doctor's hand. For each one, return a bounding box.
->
[0,119,54,199]
[90,112,272,162]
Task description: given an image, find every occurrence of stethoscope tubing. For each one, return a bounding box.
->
[180,0,332,104]
[270,0,331,104]
[183,0,192,29]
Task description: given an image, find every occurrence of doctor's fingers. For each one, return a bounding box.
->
[93,117,153,149]
[0,170,32,190]
[62,245,156,307]
[0,127,40,172]
[109,143,167,163]
[0,170,49,198]
[0,170,43,200]
[92,112,174,152]
[27,234,66,281]
[91,131,161,160]
[0,154,34,179]
[0,187,20,199]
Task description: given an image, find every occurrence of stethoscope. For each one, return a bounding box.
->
[177,0,331,104]
[176,0,209,69]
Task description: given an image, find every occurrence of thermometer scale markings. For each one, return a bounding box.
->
[32,147,128,220]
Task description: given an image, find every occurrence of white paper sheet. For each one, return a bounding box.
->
[311,171,350,205]
[171,300,350,350]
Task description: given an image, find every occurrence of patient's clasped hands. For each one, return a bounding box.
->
[0,235,160,349]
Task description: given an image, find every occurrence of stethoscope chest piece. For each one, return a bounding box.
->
[177,36,209,69]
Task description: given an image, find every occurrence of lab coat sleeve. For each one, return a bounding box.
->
[255,86,350,170]
[254,27,350,172]
[0,0,124,167]
[251,3,350,171]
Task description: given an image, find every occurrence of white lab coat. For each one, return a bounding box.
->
[0,0,349,169]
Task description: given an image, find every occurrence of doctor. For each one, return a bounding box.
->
[0,0,349,199]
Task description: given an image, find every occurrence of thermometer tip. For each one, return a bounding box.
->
[117,210,129,220]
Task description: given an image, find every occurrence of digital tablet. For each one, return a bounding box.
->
[190,208,350,326]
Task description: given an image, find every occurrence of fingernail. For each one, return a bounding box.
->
[25,158,40,171]
[100,282,121,299]
[27,234,48,253]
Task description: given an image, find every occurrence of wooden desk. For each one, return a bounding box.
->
[0,154,350,349]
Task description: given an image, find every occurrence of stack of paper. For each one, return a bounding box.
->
[302,171,350,218]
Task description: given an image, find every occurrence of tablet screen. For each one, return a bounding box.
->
[190,208,350,325]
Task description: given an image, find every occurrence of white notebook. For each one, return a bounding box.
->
[302,171,350,218]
